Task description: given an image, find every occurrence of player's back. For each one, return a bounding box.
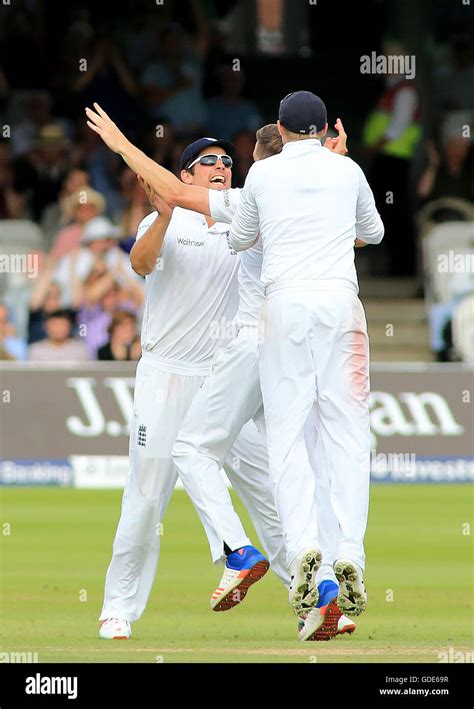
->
[248,139,378,292]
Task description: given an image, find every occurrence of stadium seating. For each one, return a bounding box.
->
[452,293,474,363]
[422,220,474,304]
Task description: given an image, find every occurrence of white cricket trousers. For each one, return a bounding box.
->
[99,352,287,623]
[259,283,371,571]
[172,325,340,587]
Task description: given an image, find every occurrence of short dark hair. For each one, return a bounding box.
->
[45,309,74,323]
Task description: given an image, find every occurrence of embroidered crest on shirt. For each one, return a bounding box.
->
[137,424,147,447]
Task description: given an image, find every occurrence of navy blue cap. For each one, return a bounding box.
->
[278,91,327,135]
[179,137,235,171]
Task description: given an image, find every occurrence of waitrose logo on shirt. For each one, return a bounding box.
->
[177,237,205,247]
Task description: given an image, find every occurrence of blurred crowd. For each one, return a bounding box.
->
[0,1,473,362]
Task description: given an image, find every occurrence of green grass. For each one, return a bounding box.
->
[0,485,472,663]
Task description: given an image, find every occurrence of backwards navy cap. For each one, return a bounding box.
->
[279,91,327,135]
[180,137,235,171]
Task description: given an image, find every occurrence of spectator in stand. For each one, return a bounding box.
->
[27,309,90,362]
[112,168,154,254]
[28,273,74,344]
[41,167,90,252]
[433,21,474,120]
[141,19,208,133]
[0,7,47,90]
[97,310,141,361]
[0,140,30,219]
[125,6,172,73]
[363,39,422,276]
[10,91,74,158]
[52,216,144,311]
[0,304,27,361]
[14,123,72,222]
[79,264,142,359]
[49,186,105,261]
[71,35,138,135]
[206,65,262,142]
[417,111,474,204]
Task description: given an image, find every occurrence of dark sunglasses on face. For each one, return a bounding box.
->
[186,153,233,169]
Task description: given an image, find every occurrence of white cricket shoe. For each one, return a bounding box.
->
[334,559,367,617]
[337,615,357,635]
[99,617,132,640]
[289,548,322,616]
[210,546,269,612]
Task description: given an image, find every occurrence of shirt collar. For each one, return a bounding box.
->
[282,138,322,152]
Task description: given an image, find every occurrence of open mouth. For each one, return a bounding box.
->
[209,175,226,185]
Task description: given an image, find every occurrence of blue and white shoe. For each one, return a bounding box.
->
[298,579,343,641]
[211,545,269,611]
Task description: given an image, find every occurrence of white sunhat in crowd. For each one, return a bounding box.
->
[81,216,122,244]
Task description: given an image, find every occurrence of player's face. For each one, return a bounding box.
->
[45,316,71,343]
[184,146,232,190]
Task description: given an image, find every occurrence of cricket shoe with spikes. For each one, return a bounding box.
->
[99,618,131,640]
[210,545,269,612]
[298,579,340,641]
[334,559,367,617]
[289,548,322,617]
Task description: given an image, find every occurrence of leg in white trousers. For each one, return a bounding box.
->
[172,328,288,587]
[172,327,340,588]
[259,288,371,572]
[100,354,291,623]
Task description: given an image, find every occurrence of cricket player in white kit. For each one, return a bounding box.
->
[93,133,290,640]
[86,105,358,640]
[229,91,384,639]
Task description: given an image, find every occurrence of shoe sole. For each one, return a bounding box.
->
[289,549,322,616]
[211,559,269,612]
[334,560,367,617]
[310,600,342,641]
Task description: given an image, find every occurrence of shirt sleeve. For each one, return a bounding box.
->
[355,166,384,244]
[208,188,241,223]
[135,211,159,241]
[384,87,418,141]
[229,170,260,252]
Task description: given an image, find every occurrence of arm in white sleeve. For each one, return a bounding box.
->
[229,172,259,252]
[384,87,418,141]
[355,167,384,244]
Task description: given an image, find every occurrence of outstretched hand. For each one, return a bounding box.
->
[324,118,348,155]
[85,102,127,154]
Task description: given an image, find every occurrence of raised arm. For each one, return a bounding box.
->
[85,103,211,215]
[130,187,173,276]
[229,168,259,252]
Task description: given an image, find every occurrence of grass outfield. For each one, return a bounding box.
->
[0,485,472,664]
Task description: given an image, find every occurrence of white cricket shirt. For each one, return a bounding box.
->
[136,207,239,366]
[229,139,384,292]
[209,188,263,327]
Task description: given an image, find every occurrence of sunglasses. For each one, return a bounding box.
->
[186,153,233,169]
